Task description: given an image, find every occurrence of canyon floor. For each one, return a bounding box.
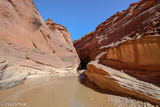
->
[0,70,155,107]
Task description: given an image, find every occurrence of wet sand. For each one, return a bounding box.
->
[0,76,112,107]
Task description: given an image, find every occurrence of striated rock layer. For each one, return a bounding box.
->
[0,0,79,89]
[74,0,160,66]
[74,0,160,105]
[100,36,160,72]
[85,61,160,105]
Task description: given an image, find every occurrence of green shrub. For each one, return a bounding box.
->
[61,58,68,62]
[32,17,42,30]
[33,48,38,51]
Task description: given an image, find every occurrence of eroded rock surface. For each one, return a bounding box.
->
[85,61,160,105]
[74,0,160,65]
[0,0,79,89]
[74,0,160,105]
[100,36,160,71]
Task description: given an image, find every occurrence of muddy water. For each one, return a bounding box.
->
[0,76,112,107]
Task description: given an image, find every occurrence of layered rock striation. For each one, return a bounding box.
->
[74,0,160,105]
[74,0,160,67]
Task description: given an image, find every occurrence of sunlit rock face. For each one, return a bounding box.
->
[85,61,160,105]
[46,18,72,44]
[74,0,160,105]
[0,0,79,89]
[74,0,160,66]
[100,36,160,72]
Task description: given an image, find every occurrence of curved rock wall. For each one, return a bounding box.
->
[0,0,80,89]
[74,0,160,66]
[74,0,160,105]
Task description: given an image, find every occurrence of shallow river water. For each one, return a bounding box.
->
[0,76,112,107]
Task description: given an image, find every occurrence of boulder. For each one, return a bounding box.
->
[85,61,160,105]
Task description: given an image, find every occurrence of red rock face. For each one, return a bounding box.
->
[0,0,79,89]
[100,36,160,72]
[46,18,72,44]
[85,61,160,105]
[0,0,79,69]
[74,0,160,105]
[74,0,160,67]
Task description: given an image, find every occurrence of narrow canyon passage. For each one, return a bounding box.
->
[0,74,112,107]
[0,0,159,106]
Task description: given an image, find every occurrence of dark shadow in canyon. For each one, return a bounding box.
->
[77,62,87,70]
[77,57,91,70]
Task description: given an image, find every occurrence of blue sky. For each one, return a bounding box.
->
[33,0,140,41]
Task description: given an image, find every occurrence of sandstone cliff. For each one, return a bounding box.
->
[0,0,79,89]
[74,0,160,105]
[74,0,160,67]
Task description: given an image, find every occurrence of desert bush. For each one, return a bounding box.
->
[61,57,68,62]
[32,17,42,30]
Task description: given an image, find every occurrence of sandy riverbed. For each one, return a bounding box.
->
[0,69,155,107]
[0,75,112,107]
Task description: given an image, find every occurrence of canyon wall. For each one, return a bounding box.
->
[0,0,79,89]
[100,36,160,72]
[74,0,160,66]
[74,0,160,105]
